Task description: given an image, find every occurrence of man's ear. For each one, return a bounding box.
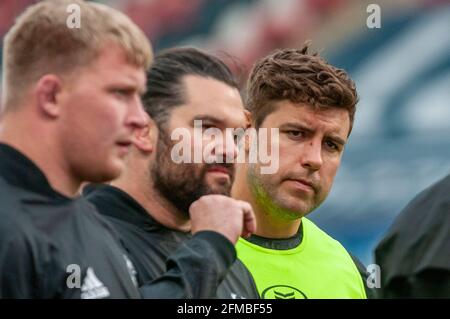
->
[244,110,254,153]
[244,110,252,129]
[35,75,62,118]
[132,117,157,153]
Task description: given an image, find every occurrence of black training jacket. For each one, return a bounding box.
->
[375,173,450,298]
[0,143,236,299]
[84,184,260,299]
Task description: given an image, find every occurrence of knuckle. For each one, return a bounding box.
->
[190,201,199,211]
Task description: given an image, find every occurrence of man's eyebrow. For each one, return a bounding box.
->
[279,122,314,133]
[280,122,347,145]
[326,134,346,146]
[107,81,146,94]
[192,115,225,124]
[191,115,247,132]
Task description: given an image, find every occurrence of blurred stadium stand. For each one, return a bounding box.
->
[1,0,449,265]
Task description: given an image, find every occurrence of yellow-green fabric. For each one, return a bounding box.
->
[236,217,367,299]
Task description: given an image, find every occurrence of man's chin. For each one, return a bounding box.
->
[85,162,123,184]
[204,183,231,197]
[203,175,232,195]
[205,171,232,184]
[273,195,313,217]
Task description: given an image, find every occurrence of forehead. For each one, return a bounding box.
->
[75,44,146,88]
[263,100,351,138]
[170,75,246,126]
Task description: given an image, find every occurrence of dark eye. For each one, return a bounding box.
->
[113,89,132,99]
[325,140,339,151]
[202,123,216,130]
[286,130,303,139]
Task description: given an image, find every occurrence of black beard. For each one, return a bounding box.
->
[151,131,235,217]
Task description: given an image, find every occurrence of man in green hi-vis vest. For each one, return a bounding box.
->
[232,43,375,299]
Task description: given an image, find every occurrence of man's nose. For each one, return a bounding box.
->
[214,131,239,162]
[126,97,148,129]
[300,140,323,171]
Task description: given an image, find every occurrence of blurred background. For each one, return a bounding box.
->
[1,0,449,264]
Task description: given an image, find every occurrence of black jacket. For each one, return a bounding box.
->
[375,174,450,298]
[0,143,236,299]
[84,184,260,299]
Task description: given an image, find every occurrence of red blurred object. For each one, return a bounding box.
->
[0,0,34,38]
[122,0,203,40]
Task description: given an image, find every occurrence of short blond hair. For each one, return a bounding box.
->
[2,0,152,112]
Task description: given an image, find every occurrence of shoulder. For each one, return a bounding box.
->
[375,174,450,279]
[0,190,50,271]
[397,174,450,222]
[302,217,348,252]
[0,215,45,298]
[0,180,40,243]
[0,177,31,218]
[377,174,450,250]
[302,218,362,272]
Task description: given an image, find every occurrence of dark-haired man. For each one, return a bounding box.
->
[0,0,252,299]
[84,47,259,299]
[233,45,373,299]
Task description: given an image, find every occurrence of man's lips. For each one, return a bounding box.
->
[116,141,132,147]
[116,140,132,154]
[285,178,315,192]
[207,166,231,176]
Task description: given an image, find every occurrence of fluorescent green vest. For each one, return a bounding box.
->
[236,217,367,299]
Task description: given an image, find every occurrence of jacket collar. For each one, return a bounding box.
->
[0,143,69,200]
[83,183,161,232]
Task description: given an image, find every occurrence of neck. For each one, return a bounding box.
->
[112,156,191,232]
[0,110,80,197]
[232,164,301,239]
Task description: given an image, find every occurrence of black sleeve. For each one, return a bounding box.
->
[382,269,450,298]
[349,254,379,299]
[245,266,260,298]
[139,231,236,299]
[0,232,38,298]
[375,183,450,298]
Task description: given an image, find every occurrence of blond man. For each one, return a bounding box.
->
[0,0,253,299]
